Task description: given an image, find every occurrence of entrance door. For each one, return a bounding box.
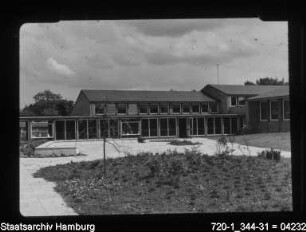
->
[179,118,187,138]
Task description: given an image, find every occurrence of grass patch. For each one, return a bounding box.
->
[211,132,291,151]
[169,139,202,146]
[34,149,292,214]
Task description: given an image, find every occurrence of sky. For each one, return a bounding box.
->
[20,18,288,108]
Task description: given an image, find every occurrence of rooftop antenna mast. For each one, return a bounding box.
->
[216,64,220,84]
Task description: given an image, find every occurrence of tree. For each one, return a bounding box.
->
[21,90,74,116]
[244,80,255,85]
[33,90,62,103]
[98,104,121,177]
[255,77,286,85]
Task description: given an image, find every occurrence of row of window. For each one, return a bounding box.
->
[20,116,241,141]
[189,117,239,136]
[95,102,218,115]
[260,99,290,121]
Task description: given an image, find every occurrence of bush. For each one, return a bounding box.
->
[20,139,49,157]
[258,148,281,162]
[137,136,145,143]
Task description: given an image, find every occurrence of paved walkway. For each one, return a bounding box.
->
[20,138,291,216]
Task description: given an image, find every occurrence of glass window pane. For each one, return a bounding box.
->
[231,118,238,134]
[141,119,149,137]
[160,103,169,114]
[122,122,139,135]
[284,99,290,119]
[110,120,118,138]
[55,121,65,140]
[20,121,28,140]
[172,104,180,113]
[88,120,98,139]
[139,104,148,114]
[182,104,190,113]
[198,118,205,135]
[201,102,208,113]
[100,119,109,138]
[209,102,218,113]
[215,118,221,134]
[66,120,76,140]
[271,101,279,120]
[78,120,88,139]
[224,118,231,134]
[117,104,127,114]
[207,118,214,134]
[260,101,268,120]
[95,104,106,115]
[160,118,168,136]
[169,118,176,136]
[149,104,158,114]
[150,119,158,137]
[192,104,199,113]
[231,97,237,106]
[192,118,197,135]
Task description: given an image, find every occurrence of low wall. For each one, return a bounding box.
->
[35,147,79,157]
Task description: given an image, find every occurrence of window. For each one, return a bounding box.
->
[215,118,221,134]
[78,120,88,139]
[121,121,139,135]
[32,121,53,139]
[117,103,127,114]
[171,104,180,114]
[238,96,246,105]
[149,104,158,114]
[95,104,106,115]
[231,118,238,134]
[66,120,76,140]
[270,100,279,120]
[182,104,190,114]
[160,118,176,137]
[231,96,237,106]
[160,118,168,136]
[201,102,208,113]
[260,101,268,121]
[283,99,290,120]
[149,119,158,137]
[198,118,205,135]
[207,118,214,134]
[190,118,205,136]
[139,104,148,114]
[192,104,199,113]
[100,119,109,138]
[20,121,28,140]
[224,118,231,134]
[169,118,176,136]
[141,119,149,137]
[55,121,65,140]
[88,119,98,139]
[209,102,218,113]
[159,103,169,114]
[109,120,119,138]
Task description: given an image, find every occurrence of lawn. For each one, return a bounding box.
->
[34,149,292,214]
[210,132,291,151]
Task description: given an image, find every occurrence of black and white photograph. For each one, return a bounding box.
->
[19,18,291,216]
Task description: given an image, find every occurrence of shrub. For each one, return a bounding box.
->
[145,156,161,178]
[137,136,145,143]
[185,147,202,167]
[258,148,281,162]
[169,139,201,146]
[20,139,49,157]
